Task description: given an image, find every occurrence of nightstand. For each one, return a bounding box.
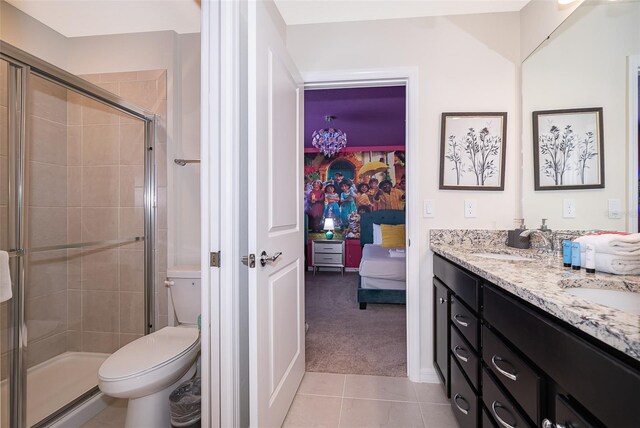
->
[311,239,345,275]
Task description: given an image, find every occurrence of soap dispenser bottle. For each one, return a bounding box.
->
[507,219,530,249]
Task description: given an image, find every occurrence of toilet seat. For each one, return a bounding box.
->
[98,326,200,398]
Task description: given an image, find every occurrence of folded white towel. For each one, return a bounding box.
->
[580,252,640,275]
[575,233,640,256]
[0,251,12,303]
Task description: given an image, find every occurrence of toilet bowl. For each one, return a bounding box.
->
[98,267,201,427]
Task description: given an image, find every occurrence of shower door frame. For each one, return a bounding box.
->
[0,42,157,428]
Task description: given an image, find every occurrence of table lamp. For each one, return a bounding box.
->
[323,218,335,240]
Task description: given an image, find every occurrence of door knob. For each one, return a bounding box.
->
[260,251,282,267]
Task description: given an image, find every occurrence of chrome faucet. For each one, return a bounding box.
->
[520,229,554,253]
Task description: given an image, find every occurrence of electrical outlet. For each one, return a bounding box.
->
[608,199,621,219]
[563,199,576,218]
[464,199,477,218]
[423,200,435,218]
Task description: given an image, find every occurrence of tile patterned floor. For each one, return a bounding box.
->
[283,372,456,428]
[82,373,455,428]
[81,398,127,427]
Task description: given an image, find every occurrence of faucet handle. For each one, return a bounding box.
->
[540,218,549,231]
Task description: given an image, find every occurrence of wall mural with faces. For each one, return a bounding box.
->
[304,150,406,239]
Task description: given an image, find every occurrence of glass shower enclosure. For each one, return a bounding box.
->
[0,43,155,427]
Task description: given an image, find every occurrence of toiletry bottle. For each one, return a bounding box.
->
[571,242,581,270]
[562,240,572,267]
[585,244,596,274]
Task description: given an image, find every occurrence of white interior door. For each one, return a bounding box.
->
[247,1,305,427]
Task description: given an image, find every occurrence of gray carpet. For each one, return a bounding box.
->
[305,271,407,377]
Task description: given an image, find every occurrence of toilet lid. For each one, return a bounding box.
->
[99,327,200,380]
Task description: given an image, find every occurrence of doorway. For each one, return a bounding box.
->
[302,78,417,379]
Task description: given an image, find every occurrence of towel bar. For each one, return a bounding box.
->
[5,237,145,257]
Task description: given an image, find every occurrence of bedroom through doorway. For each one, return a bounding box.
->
[303,85,408,377]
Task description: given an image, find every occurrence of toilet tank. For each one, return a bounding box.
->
[166,266,201,325]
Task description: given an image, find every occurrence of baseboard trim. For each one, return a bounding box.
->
[419,367,441,384]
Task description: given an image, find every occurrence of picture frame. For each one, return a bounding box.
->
[439,112,507,190]
[532,107,604,190]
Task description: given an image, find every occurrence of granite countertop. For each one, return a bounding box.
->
[429,230,640,362]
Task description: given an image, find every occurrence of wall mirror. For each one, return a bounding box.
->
[521,0,640,232]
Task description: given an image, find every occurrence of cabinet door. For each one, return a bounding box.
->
[553,395,599,428]
[433,278,451,396]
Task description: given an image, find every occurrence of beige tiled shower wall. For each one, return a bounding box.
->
[0,68,167,369]
[77,70,168,351]
[25,75,70,368]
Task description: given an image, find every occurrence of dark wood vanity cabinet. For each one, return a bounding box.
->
[432,254,640,428]
[433,255,482,427]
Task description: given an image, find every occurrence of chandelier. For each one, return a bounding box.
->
[311,115,347,157]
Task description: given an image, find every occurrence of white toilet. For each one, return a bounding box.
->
[98,267,201,428]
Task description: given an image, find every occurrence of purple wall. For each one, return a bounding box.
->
[304,86,406,150]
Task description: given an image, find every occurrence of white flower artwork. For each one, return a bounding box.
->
[533,108,604,190]
[439,113,507,190]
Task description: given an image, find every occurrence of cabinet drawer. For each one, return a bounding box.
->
[451,296,479,351]
[434,254,480,311]
[313,253,343,264]
[450,356,478,428]
[482,405,497,428]
[483,368,533,428]
[313,242,343,254]
[483,326,541,424]
[451,325,479,391]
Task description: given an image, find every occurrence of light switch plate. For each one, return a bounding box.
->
[608,199,621,219]
[563,199,576,218]
[464,199,477,218]
[423,199,435,218]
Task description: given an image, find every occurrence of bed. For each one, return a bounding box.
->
[357,210,406,309]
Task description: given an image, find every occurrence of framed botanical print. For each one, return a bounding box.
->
[439,112,507,190]
[532,107,604,190]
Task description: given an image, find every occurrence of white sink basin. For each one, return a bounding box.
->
[565,288,640,316]
[471,252,532,261]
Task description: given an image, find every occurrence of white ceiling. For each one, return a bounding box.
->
[5,0,530,38]
[274,0,531,26]
[6,0,202,38]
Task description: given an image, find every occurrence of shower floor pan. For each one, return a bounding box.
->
[1,351,109,427]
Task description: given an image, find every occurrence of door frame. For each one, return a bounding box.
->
[627,55,639,233]
[200,0,223,426]
[304,68,421,382]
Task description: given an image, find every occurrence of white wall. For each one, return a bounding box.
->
[174,33,202,266]
[287,12,521,378]
[519,0,584,62]
[0,1,69,67]
[522,2,640,230]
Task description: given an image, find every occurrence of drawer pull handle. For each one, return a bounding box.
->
[453,314,469,327]
[453,346,469,363]
[453,394,470,416]
[439,297,447,304]
[491,355,518,381]
[491,401,517,428]
[542,419,566,428]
